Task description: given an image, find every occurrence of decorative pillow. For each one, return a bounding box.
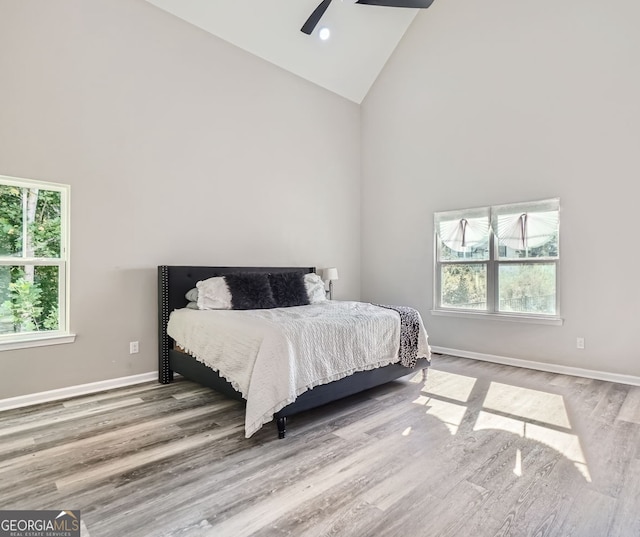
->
[269,272,310,308]
[195,276,233,310]
[304,272,327,304]
[186,301,199,309]
[225,273,276,310]
[185,288,199,302]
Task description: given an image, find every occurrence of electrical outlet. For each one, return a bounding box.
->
[576,337,585,350]
[129,341,139,354]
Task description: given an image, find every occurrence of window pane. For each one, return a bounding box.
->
[0,184,24,257]
[0,186,61,259]
[498,263,556,315]
[495,208,559,260]
[31,189,61,257]
[441,264,487,310]
[498,231,558,260]
[436,211,490,261]
[440,241,489,261]
[0,265,59,335]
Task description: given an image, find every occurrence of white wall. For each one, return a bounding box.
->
[362,0,640,376]
[0,0,361,398]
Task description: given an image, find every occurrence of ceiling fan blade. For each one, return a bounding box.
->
[356,0,435,7]
[301,0,333,35]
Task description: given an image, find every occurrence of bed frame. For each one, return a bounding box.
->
[158,265,430,438]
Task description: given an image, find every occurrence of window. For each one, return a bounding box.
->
[0,174,73,349]
[434,199,560,320]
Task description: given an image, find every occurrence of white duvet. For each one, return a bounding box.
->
[167,301,430,437]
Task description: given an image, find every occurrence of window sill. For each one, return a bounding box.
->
[0,333,77,352]
[430,309,563,326]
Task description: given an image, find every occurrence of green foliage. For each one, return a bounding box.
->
[43,304,59,331]
[31,189,61,257]
[442,264,486,308]
[0,186,61,334]
[441,262,556,314]
[499,264,555,299]
[35,265,59,330]
[499,263,555,313]
[0,185,23,256]
[1,276,44,332]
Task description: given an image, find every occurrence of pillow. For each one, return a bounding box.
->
[185,288,199,302]
[186,301,199,309]
[195,276,233,310]
[269,272,310,308]
[225,273,276,310]
[304,272,327,304]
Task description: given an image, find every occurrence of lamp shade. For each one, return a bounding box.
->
[323,267,339,281]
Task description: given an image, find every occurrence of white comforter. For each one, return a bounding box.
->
[167,301,430,437]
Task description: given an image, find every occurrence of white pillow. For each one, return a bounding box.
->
[196,276,233,310]
[304,273,327,304]
[185,288,199,302]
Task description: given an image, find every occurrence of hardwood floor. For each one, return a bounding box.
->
[1,354,639,537]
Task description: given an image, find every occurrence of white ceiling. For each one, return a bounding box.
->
[144,0,419,103]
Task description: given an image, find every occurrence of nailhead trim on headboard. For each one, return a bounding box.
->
[158,265,172,384]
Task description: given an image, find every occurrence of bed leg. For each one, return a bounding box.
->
[277,417,287,439]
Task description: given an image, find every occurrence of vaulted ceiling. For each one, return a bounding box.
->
[144,0,421,103]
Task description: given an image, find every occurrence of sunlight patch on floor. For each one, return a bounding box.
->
[421,368,591,482]
[422,369,477,403]
[414,397,467,435]
[474,386,591,483]
[484,382,571,429]
[514,448,522,476]
[526,421,591,482]
[474,410,525,437]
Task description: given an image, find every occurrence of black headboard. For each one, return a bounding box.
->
[157,266,316,383]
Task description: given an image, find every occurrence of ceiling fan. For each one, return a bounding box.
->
[301,0,435,35]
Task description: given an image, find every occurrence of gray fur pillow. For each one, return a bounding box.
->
[224,273,276,310]
[269,272,310,308]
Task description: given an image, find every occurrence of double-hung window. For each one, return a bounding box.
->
[0,174,73,349]
[434,198,560,321]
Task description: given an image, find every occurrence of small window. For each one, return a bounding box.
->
[0,174,71,346]
[435,199,560,319]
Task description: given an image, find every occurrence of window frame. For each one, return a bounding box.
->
[433,199,562,325]
[0,174,75,350]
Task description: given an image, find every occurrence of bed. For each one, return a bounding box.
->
[158,265,430,438]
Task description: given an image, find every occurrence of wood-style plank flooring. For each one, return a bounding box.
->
[1,354,640,536]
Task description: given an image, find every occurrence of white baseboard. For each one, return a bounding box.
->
[430,346,640,387]
[0,371,158,412]
[4,348,639,412]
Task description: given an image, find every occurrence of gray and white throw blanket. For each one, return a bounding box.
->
[374,304,422,368]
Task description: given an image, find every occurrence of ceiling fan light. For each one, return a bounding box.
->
[319,27,331,40]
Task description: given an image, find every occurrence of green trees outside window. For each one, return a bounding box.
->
[435,199,560,318]
[0,179,67,336]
